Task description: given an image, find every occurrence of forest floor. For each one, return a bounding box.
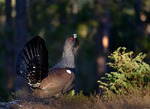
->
[0,90,150,109]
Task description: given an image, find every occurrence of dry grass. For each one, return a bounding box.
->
[10,87,150,109]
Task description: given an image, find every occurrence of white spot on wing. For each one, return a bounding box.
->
[66,70,71,74]
[33,66,36,68]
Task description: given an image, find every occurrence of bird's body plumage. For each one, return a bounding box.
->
[33,68,75,98]
[16,34,79,98]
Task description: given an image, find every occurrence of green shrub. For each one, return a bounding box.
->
[98,47,150,94]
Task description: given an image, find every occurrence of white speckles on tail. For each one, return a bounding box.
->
[28,82,40,87]
[66,70,71,74]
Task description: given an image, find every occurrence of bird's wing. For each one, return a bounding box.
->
[16,36,48,89]
[38,68,75,97]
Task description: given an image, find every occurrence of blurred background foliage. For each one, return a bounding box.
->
[0,0,150,101]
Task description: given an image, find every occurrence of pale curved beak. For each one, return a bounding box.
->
[73,34,77,39]
[73,34,79,47]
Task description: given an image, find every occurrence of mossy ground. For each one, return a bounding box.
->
[8,87,150,109]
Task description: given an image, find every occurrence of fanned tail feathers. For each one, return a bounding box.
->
[16,36,48,89]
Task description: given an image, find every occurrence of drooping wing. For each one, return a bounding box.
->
[33,68,75,98]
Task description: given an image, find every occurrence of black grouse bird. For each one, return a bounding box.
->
[16,34,79,98]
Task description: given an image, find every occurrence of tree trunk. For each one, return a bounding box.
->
[134,0,143,38]
[15,0,29,92]
[72,0,78,14]
[5,0,15,92]
[95,10,110,76]
[94,1,111,92]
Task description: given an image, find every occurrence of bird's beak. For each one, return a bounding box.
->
[73,34,77,39]
[73,34,79,48]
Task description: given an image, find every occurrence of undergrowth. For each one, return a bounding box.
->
[10,88,150,109]
[98,47,150,94]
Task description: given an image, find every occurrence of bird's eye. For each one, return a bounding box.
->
[70,37,73,42]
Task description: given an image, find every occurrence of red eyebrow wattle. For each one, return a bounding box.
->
[70,37,73,42]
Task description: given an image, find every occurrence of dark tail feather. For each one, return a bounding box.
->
[16,36,48,89]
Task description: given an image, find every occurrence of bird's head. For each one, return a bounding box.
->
[64,34,79,50]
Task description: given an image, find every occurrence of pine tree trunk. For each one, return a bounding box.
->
[94,10,110,76]
[15,0,29,92]
[5,0,15,92]
[134,0,143,38]
[72,0,78,14]
[94,0,111,92]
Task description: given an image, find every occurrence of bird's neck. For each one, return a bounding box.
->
[52,47,75,69]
